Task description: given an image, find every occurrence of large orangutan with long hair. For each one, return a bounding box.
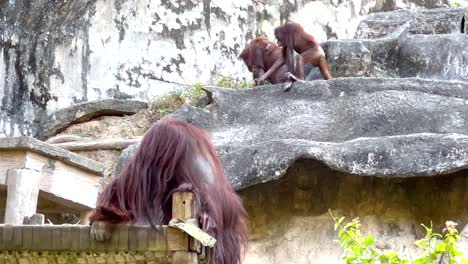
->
[88,118,248,264]
[239,36,290,85]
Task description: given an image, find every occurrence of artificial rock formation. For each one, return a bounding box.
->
[324,7,468,81]
[169,78,468,189]
[0,0,451,138]
[39,99,148,140]
[116,78,468,263]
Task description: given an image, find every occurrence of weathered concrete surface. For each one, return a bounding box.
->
[117,78,468,189]
[324,33,468,80]
[240,159,468,264]
[0,137,105,174]
[38,99,147,140]
[0,0,452,137]
[397,34,468,80]
[355,7,468,39]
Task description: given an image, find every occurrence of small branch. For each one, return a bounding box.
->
[52,138,142,151]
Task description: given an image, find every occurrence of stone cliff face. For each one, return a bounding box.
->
[0,0,450,138]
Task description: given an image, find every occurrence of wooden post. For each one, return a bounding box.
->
[4,169,40,224]
[171,192,199,264]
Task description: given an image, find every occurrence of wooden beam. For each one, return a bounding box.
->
[27,151,100,209]
[52,138,142,151]
[0,150,26,184]
[4,169,40,224]
[0,137,105,175]
[171,192,199,264]
[0,150,100,211]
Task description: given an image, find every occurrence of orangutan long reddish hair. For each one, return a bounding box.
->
[88,118,248,264]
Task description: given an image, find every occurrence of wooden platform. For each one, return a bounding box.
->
[0,137,105,224]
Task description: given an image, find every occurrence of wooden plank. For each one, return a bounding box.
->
[24,213,45,225]
[12,225,23,250]
[128,225,138,251]
[22,225,33,249]
[0,136,105,174]
[61,225,73,250]
[0,150,26,184]
[51,226,62,250]
[0,224,3,249]
[117,224,129,251]
[167,227,188,251]
[26,151,100,209]
[4,169,40,224]
[172,251,199,264]
[172,192,196,220]
[52,138,142,151]
[79,225,90,250]
[0,225,5,252]
[0,224,183,253]
[170,192,198,264]
[148,227,167,251]
[2,224,13,250]
[32,225,52,250]
[110,223,120,249]
[136,225,148,251]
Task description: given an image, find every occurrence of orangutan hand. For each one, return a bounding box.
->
[90,221,112,241]
[201,212,216,231]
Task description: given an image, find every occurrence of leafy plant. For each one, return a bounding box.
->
[329,209,468,264]
[146,75,254,120]
[214,75,254,89]
[147,90,185,117]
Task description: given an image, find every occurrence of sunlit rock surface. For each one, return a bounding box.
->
[117,77,468,263]
[325,7,468,80]
[170,78,468,188]
[0,0,450,137]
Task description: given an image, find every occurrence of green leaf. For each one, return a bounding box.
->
[338,229,347,238]
[364,236,375,247]
[436,242,446,252]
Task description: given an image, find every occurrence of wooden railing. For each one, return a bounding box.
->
[0,192,204,264]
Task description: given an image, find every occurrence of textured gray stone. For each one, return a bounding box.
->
[0,0,453,138]
[397,34,468,80]
[38,99,148,140]
[117,78,468,189]
[0,137,105,174]
[114,143,140,176]
[355,7,468,39]
[324,33,468,80]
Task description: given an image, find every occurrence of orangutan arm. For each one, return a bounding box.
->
[257,56,284,83]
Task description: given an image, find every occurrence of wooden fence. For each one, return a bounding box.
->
[0,193,204,264]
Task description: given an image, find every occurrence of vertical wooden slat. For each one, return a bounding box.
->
[79,225,90,251]
[170,192,198,264]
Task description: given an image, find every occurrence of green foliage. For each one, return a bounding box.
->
[214,75,254,89]
[146,75,254,119]
[449,0,468,7]
[450,1,462,7]
[147,90,185,117]
[329,210,468,264]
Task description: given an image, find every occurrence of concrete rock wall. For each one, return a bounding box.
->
[0,0,449,138]
[240,159,468,264]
